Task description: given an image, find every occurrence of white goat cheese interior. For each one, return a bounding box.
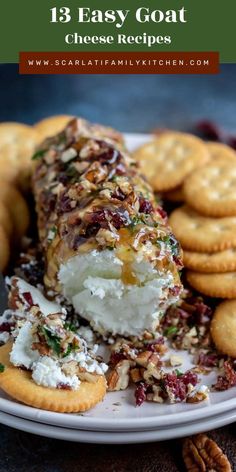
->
[59,249,177,336]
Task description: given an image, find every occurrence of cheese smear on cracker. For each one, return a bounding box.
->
[1,278,108,391]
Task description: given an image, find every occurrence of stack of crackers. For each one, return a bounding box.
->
[134,134,236,299]
[0,115,73,271]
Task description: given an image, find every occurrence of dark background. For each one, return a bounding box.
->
[1,64,236,471]
[1,64,236,133]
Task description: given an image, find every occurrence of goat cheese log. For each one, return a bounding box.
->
[33,118,183,336]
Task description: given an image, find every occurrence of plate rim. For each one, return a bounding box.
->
[1,408,236,443]
[1,386,236,431]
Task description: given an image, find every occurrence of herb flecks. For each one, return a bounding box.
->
[164,326,178,337]
[175,369,183,377]
[47,226,58,241]
[0,363,5,373]
[32,149,47,161]
[42,327,61,356]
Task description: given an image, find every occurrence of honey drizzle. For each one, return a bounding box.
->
[116,228,139,285]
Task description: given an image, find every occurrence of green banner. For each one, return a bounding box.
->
[0,0,234,63]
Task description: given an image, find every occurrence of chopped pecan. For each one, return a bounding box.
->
[130,367,143,383]
[31,342,51,356]
[182,434,231,471]
[186,390,209,404]
[136,351,152,367]
[143,363,161,382]
[78,372,98,383]
[169,354,183,367]
[147,385,164,403]
[107,360,130,391]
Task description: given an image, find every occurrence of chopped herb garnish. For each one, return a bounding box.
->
[164,326,178,336]
[47,226,57,241]
[161,235,170,244]
[129,216,143,228]
[57,131,67,145]
[32,149,47,161]
[64,322,77,332]
[110,175,118,182]
[0,363,5,373]
[42,327,61,356]
[175,369,183,377]
[63,345,72,358]
[65,166,78,177]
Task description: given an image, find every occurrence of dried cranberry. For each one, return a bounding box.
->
[135,382,148,406]
[196,120,221,141]
[112,188,126,201]
[86,208,130,230]
[58,172,70,185]
[109,352,127,366]
[157,207,167,219]
[139,197,153,214]
[214,361,236,391]
[93,142,121,166]
[173,255,184,270]
[0,322,13,333]
[198,351,219,368]
[86,210,106,226]
[57,383,72,390]
[164,373,187,401]
[22,292,33,306]
[177,308,191,320]
[41,191,57,215]
[169,285,182,297]
[164,370,198,402]
[194,302,212,325]
[109,209,130,229]
[181,371,198,387]
[227,137,236,150]
[58,194,73,214]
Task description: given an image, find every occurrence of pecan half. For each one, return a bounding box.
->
[182,434,231,471]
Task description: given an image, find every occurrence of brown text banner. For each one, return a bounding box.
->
[19,52,219,74]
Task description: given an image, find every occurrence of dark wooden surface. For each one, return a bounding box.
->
[1,64,236,471]
[1,423,236,471]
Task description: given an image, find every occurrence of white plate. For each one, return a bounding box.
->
[1,371,236,432]
[1,133,236,436]
[1,408,236,443]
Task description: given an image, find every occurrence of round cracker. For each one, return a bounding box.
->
[211,300,236,357]
[186,271,236,298]
[0,201,13,238]
[162,185,185,203]
[0,225,10,271]
[169,205,236,253]
[133,132,210,191]
[184,160,236,217]
[183,248,236,273]
[0,123,38,186]
[207,142,236,162]
[35,115,73,141]
[0,183,29,239]
[0,343,106,413]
